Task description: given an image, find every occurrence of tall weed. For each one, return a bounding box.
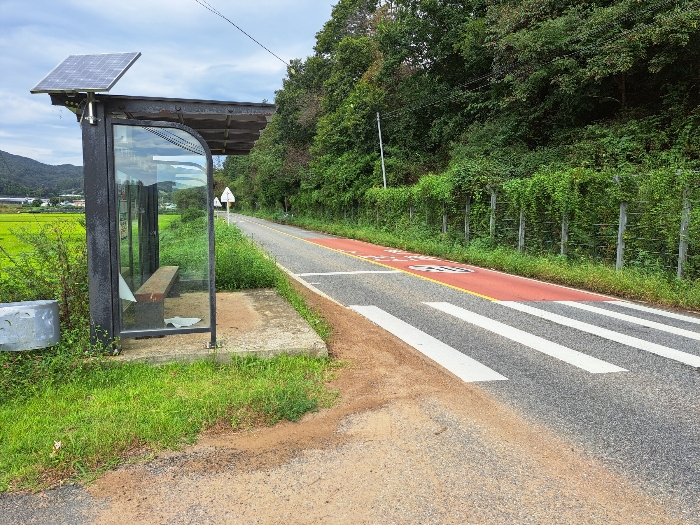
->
[0,219,88,329]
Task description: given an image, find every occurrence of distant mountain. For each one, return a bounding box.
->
[0,150,83,197]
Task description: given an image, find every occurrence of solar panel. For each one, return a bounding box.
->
[30,52,141,94]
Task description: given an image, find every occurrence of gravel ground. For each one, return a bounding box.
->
[0,283,692,524]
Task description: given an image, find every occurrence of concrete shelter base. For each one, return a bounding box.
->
[114,289,327,364]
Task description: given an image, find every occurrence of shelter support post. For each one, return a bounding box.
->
[82,101,118,345]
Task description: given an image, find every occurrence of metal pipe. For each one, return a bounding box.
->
[616,201,627,270]
[377,112,387,189]
[678,187,691,279]
[518,208,525,252]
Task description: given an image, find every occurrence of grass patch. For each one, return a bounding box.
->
[214,220,279,290]
[260,212,700,311]
[275,272,333,341]
[0,354,339,492]
[0,213,337,492]
[157,213,180,231]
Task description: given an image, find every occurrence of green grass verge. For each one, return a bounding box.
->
[0,355,339,492]
[0,214,337,492]
[259,213,700,311]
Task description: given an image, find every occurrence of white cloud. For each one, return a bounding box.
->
[1,132,83,166]
[0,0,334,166]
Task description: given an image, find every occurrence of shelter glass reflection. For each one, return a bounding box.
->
[113,124,210,333]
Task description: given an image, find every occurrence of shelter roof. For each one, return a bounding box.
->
[50,93,275,155]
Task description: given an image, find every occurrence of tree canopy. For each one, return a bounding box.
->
[223,0,700,213]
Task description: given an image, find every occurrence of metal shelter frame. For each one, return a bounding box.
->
[48,93,275,347]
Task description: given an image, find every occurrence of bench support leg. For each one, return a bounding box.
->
[134,302,165,330]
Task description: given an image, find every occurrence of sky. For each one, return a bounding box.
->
[0,0,335,166]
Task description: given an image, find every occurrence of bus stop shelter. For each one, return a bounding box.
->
[32,53,275,348]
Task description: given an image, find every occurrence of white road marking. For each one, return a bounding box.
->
[501,302,700,368]
[558,301,700,341]
[276,263,344,307]
[610,301,700,326]
[426,302,626,374]
[297,270,402,276]
[349,305,507,382]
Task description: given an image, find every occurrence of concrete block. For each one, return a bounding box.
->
[0,300,60,351]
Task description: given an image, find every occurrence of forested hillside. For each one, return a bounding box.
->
[222,0,699,211]
[0,150,83,197]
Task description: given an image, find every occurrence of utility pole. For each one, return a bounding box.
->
[377,112,387,189]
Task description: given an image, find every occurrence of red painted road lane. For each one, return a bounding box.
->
[307,237,610,302]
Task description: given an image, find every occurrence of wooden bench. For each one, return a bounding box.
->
[133,266,179,329]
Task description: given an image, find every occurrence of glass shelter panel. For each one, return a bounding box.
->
[113,124,210,334]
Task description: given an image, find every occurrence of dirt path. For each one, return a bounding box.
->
[4,283,688,524]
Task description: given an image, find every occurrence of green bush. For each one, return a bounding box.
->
[0,219,88,329]
[181,207,205,223]
[214,222,278,290]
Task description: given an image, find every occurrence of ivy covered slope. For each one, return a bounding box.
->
[221,0,700,257]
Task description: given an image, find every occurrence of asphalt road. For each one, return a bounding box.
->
[232,214,700,523]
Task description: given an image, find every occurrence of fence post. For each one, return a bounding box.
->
[616,201,627,270]
[442,202,447,234]
[409,204,414,221]
[490,188,497,238]
[518,208,525,253]
[464,195,471,244]
[677,187,691,279]
[561,211,568,256]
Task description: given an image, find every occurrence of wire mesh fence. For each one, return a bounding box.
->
[297,169,700,280]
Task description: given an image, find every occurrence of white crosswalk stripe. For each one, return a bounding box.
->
[350,299,699,384]
[501,301,700,368]
[425,302,626,374]
[610,300,700,325]
[558,301,700,341]
[349,305,507,383]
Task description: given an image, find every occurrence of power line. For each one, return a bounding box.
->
[193,0,291,68]
[382,0,699,119]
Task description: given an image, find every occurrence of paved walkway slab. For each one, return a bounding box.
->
[115,289,327,364]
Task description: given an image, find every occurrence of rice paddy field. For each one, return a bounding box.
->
[0,212,181,261]
[0,213,85,259]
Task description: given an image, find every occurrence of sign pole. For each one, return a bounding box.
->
[221,187,235,227]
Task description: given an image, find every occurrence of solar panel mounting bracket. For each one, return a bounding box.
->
[82,93,100,126]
